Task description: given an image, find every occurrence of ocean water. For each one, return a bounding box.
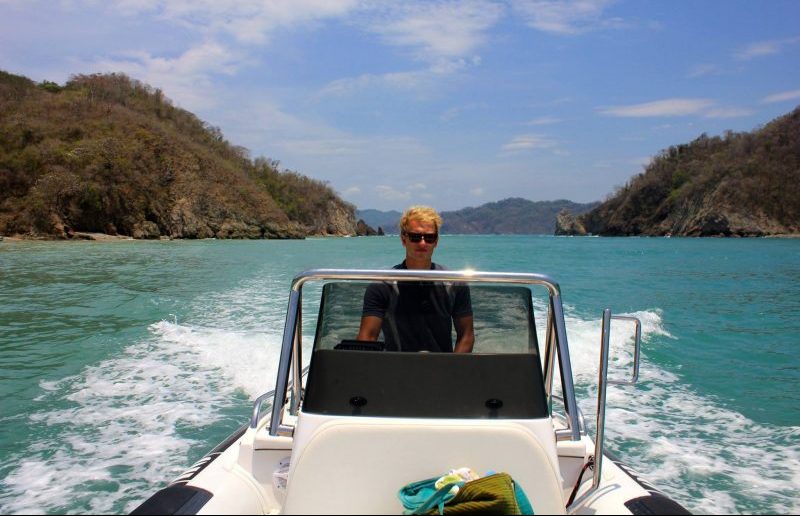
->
[0,236,798,515]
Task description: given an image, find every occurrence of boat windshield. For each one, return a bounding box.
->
[312,282,540,355]
[303,281,549,419]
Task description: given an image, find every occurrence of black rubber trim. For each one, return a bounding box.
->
[625,493,692,515]
[130,485,213,515]
[131,424,248,515]
[612,459,692,514]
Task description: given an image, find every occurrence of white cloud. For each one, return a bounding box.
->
[109,0,504,55]
[600,98,755,119]
[317,57,480,98]
[318,3,496,98]
[761,89,800,104]
[429,56,482,74]
[89,42,241,110]
[525,116,562,126]
[319,70,427,97]
[736,40,781,61]
[108,0,359,44]
[367,1,504,60]
[371,182,436,203]
[599,98,714,117]
[735,36,800,61]
[440,102,487,122]
[375,185,412,201]
[528,97,574,109]
[501,134,557,152]
[688,63,724,78]
[510,0,620,35]
[441,107,463,122]
[470,187,485,196]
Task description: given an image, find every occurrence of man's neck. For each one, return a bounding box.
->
[404,257,432,270]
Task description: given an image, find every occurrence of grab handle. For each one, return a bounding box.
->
[607,315,642,386]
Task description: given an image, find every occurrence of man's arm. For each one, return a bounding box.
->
[359,282,389,341]
[357,315,383,341]
[453,315,475,353]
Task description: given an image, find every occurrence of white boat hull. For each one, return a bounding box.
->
[133,414,687,515]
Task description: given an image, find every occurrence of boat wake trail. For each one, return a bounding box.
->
[0,320,281,515]
[2,303,796,515]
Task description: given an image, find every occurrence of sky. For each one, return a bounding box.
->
[1,1,799,211]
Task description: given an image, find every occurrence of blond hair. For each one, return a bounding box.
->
[399,205,443,233]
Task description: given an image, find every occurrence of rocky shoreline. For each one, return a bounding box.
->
[0,217,383,242]
[3,231,798,242]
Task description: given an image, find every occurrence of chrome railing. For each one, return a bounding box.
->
[592,309,614,489]
[565,311,642,507]
[250,390,274,429]
[266,268,583,441]
[552,394,587,435]
[251,365,309,429]
[607,315,642,386]
[592,313,643,487]
[565,311,643,511]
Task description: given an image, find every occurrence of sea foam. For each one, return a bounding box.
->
[556,307,800,515]
[1,318,283,515]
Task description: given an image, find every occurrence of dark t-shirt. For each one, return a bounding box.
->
[362,261,472,352]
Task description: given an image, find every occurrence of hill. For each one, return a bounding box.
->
[577,107,800,237]
[0,71,359,239]
[359,198,599,235]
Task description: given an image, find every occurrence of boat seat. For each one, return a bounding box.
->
[282,413,566,515]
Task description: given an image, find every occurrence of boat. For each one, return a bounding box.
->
[132,268,691,515]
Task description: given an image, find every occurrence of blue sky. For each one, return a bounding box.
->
[1,1,799,211]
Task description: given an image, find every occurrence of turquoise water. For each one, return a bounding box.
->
[0,236,798,514]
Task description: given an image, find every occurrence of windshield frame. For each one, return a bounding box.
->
[269,268,581,442]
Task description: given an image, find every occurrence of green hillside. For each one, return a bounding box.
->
[580,107,800,236]
[0,71,358,239]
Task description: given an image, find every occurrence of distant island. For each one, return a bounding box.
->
[0,71,374,240]
[444,198,599,234]
[359,199,599,235]
[559,106,800,237]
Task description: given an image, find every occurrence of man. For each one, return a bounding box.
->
[356,206,474,353]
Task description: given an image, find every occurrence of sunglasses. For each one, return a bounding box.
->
[404,232,439,243]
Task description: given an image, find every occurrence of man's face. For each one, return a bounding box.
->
[401,219,438,262]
